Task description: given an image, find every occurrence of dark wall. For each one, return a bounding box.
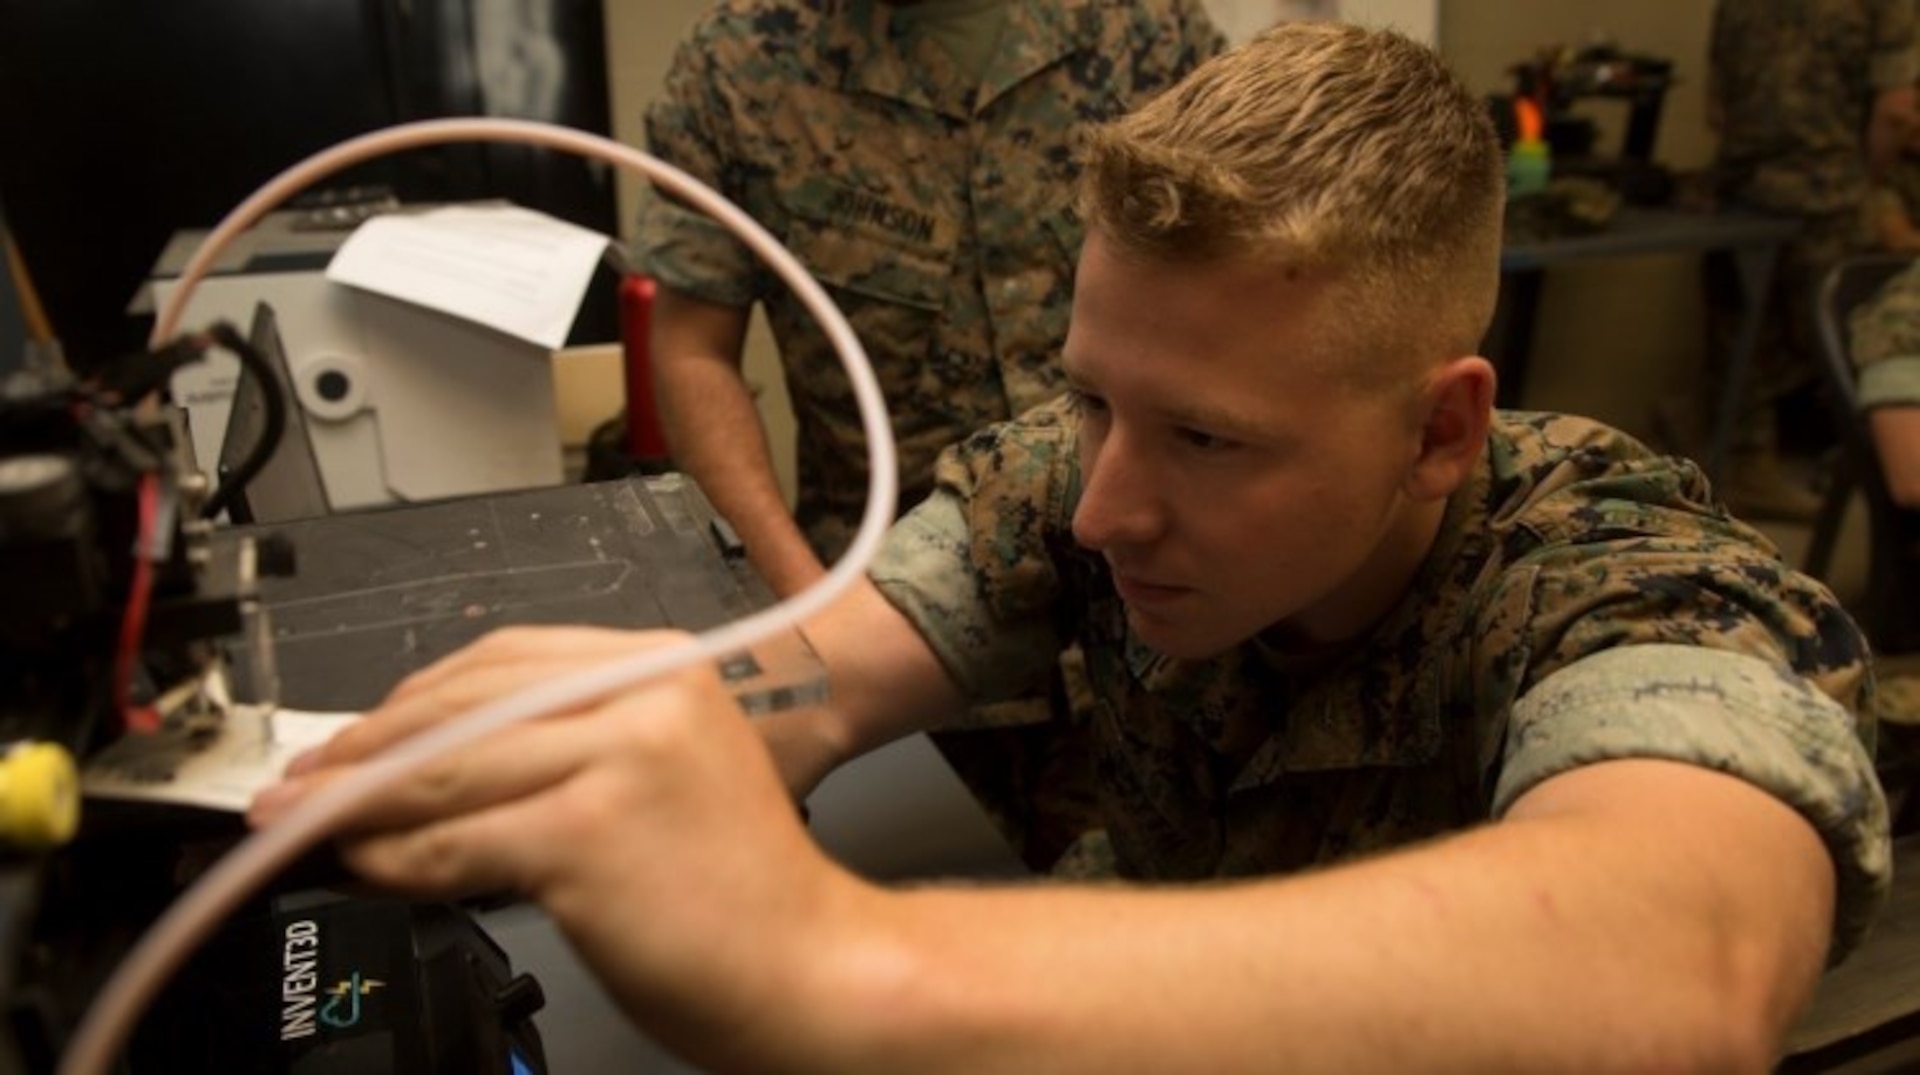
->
[0,0,617,370]
[0,213,22,377]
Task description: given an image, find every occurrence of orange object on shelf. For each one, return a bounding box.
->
[1514,95,1543,145]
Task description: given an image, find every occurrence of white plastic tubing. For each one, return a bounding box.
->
[60,117,896,1075]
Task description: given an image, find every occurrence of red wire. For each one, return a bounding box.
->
[115,472,162,734]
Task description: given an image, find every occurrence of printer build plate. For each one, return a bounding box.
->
[225,474,822,715]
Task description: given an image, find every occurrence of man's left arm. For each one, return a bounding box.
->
[734,642,1882,1072]
[753,756,1834,1074]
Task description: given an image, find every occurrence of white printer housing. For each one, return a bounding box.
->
[145,210,570,512]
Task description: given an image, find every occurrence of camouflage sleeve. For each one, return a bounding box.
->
[868,402,1081,707]
[631,19,762,308]
[1859,356,1920,407]
[1466,456,1888,962]
[1871,0,1920,88]
[1469,441,1875,722]
[1491,645,1890,963]
[1850,262,1920,407]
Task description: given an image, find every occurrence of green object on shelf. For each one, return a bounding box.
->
[1506,138,1552,199]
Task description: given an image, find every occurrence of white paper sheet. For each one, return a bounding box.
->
[325,204,610,350]
[83,707,359,814]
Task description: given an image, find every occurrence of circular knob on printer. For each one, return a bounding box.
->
[294,352,372,422]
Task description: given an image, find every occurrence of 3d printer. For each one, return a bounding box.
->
[8,110,875,1075]
[0,332,264,798]
[0,329,269,1071]
[0,328,549,1074]
[1503,40,1678,206]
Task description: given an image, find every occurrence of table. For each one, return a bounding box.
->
[1779,832,1920,1070]
[1493,206,1800,483]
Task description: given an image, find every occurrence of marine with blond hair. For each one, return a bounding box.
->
[260,23,1888,1071]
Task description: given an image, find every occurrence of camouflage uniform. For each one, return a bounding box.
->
[637,0,1225,869]
[1847,261,1920,686]
[635,0,1224,558]
[872,399,1891,958]
[1707,0,1919,447]
[1850,258,1920,407]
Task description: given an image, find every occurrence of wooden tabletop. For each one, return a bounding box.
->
[1783,833,1920,1060]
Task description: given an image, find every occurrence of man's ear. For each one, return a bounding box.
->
[1404,355,1495,501]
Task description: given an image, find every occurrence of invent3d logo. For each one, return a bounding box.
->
[280,918,387,1042]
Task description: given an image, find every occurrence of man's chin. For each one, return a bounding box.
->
[1124,606,1242,661]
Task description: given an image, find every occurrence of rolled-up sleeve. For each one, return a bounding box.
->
[1492,644,1890,962]
[1850,263,1920,409]
[867,404,1082,709]
[632,38,762,307]
[870,494,1060,704]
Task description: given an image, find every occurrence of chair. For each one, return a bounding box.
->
[1802,254,1920,655]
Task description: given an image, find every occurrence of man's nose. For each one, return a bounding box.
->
[1072,426,1164,551]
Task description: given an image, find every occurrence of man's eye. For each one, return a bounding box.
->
[1177,428,1234,451]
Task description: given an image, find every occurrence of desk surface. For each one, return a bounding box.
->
[1784,832,1920,1058]
[1501,207,1799,272]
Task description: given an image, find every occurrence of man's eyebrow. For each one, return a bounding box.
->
[1061,352,1272,437]
[1157,397,1272,439]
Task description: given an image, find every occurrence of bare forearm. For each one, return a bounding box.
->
[804,581,969,753]
[754,705,859,799]
[752,582,970,799]
[657,353,825,595]
[1870,406,1920,508]
[761,763,1828,1073]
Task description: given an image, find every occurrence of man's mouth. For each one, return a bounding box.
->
[1111,571,1190,607]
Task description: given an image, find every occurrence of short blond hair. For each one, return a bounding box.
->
[1081,22,1503,382]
